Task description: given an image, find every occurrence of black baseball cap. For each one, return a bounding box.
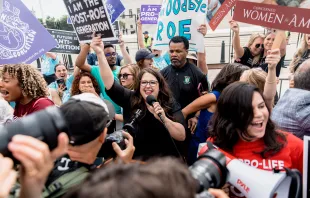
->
[135,48,155,62]
[60,93,115,146]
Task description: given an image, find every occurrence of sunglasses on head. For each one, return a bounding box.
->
[105,52,117,57]
[118,73,133,79]
[255,44,264,49]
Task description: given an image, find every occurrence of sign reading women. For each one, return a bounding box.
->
[153,0,207,52]
[233,0,310,34]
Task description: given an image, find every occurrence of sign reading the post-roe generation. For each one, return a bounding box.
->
[63,0,115,43]
[233,1,310,34]
[153,0,207,52]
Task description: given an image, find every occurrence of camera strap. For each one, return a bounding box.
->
[42,166,89,198]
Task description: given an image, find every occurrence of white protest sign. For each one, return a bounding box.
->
[153,0,207,52]
[304,136,310,198]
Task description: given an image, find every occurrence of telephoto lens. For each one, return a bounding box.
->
[189,149,229,193]
[0,106,66,158]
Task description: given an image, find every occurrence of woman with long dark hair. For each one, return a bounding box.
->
[208,82,303,197]
[90,34,186,160]
[182,63,249,165]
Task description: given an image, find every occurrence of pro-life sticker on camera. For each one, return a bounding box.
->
[63,0,115,43]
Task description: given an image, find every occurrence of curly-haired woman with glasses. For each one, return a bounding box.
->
[90,34,186,161]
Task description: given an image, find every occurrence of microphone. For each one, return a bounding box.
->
[146,95,165,123]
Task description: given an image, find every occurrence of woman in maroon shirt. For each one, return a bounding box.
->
[1,64,54,118]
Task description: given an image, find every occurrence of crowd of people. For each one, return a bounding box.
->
[0,17,309,198]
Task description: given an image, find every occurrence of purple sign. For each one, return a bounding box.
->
[105,0,125,23]
[0,0,57,64]
[140,5,161,24]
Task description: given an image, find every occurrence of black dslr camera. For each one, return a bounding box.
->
[99,109,142,159]
[190,148,229,198]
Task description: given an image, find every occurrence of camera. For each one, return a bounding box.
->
[99,109,142,159]
[189,148,229,198]
[0,106,141,161]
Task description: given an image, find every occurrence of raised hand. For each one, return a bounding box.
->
[229,20,239,34]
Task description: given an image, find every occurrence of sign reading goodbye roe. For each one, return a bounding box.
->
[63,0,115,43]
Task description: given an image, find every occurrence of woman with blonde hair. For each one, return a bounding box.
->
[289,34,310,73]
[230,20,265,67]
[118,64,140,90]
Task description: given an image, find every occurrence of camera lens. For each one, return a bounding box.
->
[189,149,228,193]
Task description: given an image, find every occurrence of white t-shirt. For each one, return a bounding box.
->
[0,99,13,125]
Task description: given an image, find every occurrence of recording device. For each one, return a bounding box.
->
[0,106,141,162]
[99,109,142,159]
[56,78,67,91]
[190,148,229,198]
[146,95,164,123]
[0,107,66,158]
[198,142,302,198]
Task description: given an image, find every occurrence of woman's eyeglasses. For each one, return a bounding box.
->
[118,73,133,80]
[255,44,264,49]
[140,80,158,87]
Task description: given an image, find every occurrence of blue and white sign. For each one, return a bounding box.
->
[0,0,57,64]
[105,0,125,23]
[67,15,72,24]
[153,0,207,53]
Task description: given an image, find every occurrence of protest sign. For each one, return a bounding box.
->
[153,0,207,52]
[0,0,3,13]
[233,1,310,34]
[67,16,72,24]
[63,0,115,43]
[207,0,236,30]
[304,136,310,198]
[140,5,161,24]
[0,0,57,64]
[47,29,80,54]
[105,21,120,45]
[105,0,125,23]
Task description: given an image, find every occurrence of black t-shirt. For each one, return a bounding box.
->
[256,55,284,77]
[106,81,186,160]
[234,47,255,67]
[160,62,209,111]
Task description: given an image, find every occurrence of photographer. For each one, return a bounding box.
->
[8,93,135,198]
[64,157,228,198]
[0,133,68,198]
[90,33,186,160]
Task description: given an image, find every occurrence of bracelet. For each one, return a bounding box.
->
[265,80,277,84]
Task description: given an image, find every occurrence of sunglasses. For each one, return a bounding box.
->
[118,73,133,80]
[105,52,117,57]
[154,54,159,57]
[255,44,264,49]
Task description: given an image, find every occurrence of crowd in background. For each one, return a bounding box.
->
[0,18,309,198]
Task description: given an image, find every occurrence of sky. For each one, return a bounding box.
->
[21,0,68,19]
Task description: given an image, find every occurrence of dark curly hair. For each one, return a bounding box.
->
[2,64,48,99]
[209,82,286,158]
[131,68,175,119]
[71,72,100,96]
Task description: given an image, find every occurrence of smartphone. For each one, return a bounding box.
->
[56,79,67,91]
[197,83,207,96]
